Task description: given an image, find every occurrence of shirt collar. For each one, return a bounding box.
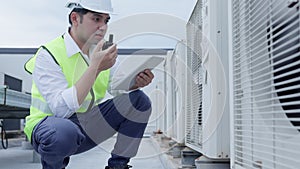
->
[64,30,83,58]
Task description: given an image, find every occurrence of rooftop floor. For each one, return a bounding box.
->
[0,136,173,169]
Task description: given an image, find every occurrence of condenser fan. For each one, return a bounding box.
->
[268,3,300,129]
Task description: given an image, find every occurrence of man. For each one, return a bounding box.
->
[24,0,154,169]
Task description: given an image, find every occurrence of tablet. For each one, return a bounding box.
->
[110,55,165,90]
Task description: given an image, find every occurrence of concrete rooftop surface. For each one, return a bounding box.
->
[0,136,174,169]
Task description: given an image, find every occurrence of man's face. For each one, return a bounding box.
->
[77,12,110,45]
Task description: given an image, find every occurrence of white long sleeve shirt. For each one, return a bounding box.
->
[32,32,118,118]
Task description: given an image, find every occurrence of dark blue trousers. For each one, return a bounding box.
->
[31,90,152,169]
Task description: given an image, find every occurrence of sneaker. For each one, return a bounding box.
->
[105,165,132,169]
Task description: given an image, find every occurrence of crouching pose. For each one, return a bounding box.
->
[24,0,154,168]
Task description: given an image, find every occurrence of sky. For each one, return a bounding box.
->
[0,0,197,48]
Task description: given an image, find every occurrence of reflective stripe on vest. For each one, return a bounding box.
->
[30,97,92,115]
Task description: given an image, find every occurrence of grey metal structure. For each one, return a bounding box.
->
[0,85,30,119]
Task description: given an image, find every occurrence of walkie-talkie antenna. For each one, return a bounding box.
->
[102,34,114,50]
[108,34,113,43]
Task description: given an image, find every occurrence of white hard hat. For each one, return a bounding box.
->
[66,0,114,15]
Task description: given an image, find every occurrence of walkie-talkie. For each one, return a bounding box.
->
[102,34,114,50]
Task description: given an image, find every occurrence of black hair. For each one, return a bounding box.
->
[68,8,92,25]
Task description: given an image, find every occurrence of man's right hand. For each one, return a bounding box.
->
[75,40,117,105]
[90,40,118,74]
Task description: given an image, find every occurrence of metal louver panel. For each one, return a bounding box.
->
[185,0,203,152]
[232,0,300,168]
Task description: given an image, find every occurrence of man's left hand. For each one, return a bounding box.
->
[130,69,154,90]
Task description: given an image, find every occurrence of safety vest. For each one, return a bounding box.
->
[24,36,110,141]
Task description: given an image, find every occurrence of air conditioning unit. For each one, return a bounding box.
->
[151,51,173,136]
[185,0,230,160]
[163,41,187,143]
[230,0,300,168]
[173,41,188,144]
